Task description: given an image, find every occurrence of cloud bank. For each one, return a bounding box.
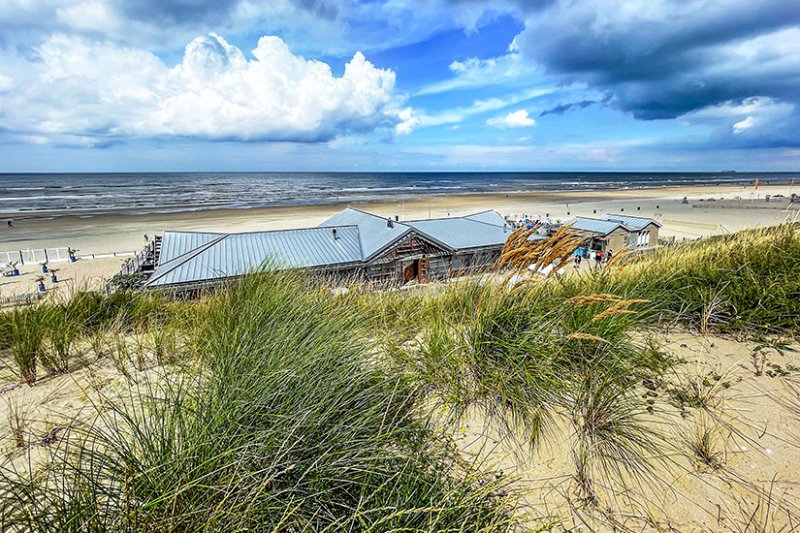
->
[0,33,410,144]
[512,0,800,145]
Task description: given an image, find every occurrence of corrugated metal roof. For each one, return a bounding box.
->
[603,213,661,229]
[568,217,624,235]
[319,207,411,259]
[146,226,362,287]
[404,218,512,250]
[158,231,224,264]
[462,210,506,227]
[146,207,518,288]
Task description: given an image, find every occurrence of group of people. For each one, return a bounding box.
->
[573,248,613,270]
[505,215,557,230]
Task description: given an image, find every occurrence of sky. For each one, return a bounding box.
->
[0,0,798,172]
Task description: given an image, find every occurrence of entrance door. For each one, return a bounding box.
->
[402,260,418,282]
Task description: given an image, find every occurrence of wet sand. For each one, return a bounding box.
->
[2,184,797,253]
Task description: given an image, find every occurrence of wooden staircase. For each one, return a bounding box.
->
[152,235,162,265]
[417,255,429,283]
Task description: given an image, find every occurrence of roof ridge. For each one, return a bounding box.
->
[408,216,507,229]
[325,206,412,228]
[467,218,508,229]
[603,213,662,228]
[161,230,226,236]
[224,224,361,237]
[604,213,653,220]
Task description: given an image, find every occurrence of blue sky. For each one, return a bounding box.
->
[0,0,798,172]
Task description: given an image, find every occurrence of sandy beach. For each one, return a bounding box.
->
[1,183,797,298]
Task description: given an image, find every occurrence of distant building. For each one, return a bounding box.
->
[139,207,519,292]
[563,213,661,253]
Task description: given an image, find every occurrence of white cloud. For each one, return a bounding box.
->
[417,51,537,96]
[1,33,405,143]
[683,96,795,139]
[0,74,14,91]
[417,87,552,127]
[394,107,419,135]
[56,0,121,34]
[732,116,755,134]
[686,96,791,119]
[486,109,535,128]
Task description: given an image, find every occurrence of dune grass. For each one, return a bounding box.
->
[348,223,799,506]
[0,223,797,529]
[0,275,520,531]
[1,306,46,386]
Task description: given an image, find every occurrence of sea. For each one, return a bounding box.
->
[0,172,796,217]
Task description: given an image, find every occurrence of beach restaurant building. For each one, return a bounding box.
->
[564,213,661,253]
[141,207,517,291]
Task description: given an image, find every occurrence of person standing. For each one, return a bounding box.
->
[606,249,613,264]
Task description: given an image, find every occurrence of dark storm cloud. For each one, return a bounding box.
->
[515,0,800,122]
[295,0,339,20]
[446,0,556,11]
[117,0,242,25]
[117,0,342,26]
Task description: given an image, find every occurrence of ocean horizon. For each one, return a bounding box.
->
[1,171,796,218]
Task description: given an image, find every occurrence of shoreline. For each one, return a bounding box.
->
[0,181,791,221]
[1,183,797,255]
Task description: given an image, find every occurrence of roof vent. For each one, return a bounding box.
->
[387,219,394,228]
[332,228,339,240]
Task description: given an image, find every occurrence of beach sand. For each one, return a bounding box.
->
[0,257,126,301]
[450,332,800,530]
[2,327,799,530]
[1,183,797,297]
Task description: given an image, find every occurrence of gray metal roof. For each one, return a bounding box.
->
[568,217,625,235]
[603,213,662,229]
[319,207,411,260]
[462,210,506,227]
[159,231,224,264]
[146,226,362,287]
[145,207,517,288]
[404,218,512,250]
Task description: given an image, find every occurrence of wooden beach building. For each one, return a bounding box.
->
[564,213,661,253]
[140,207,518,292]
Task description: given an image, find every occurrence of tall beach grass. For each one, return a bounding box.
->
[0,274,520,531]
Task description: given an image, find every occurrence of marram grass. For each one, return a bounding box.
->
[0,274,521,531]
[0,223,797,529]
